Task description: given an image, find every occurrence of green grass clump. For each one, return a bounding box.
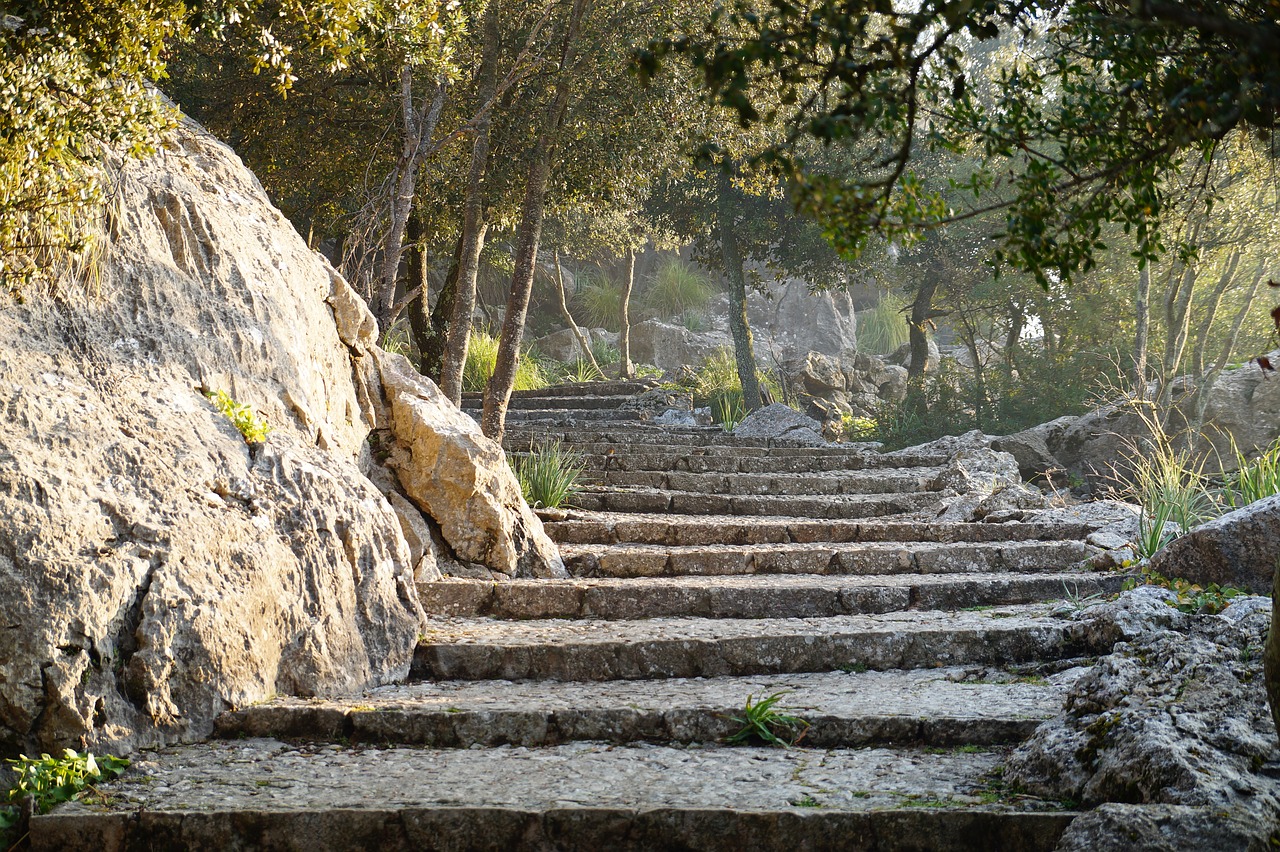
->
[641,258,715,319]
[206,389,272,443]
[683,348,784,428]
[463,330,549,393]
[573,270,624,331]
[723,691,810,747]
[509,441,584,509]
[856,290,910,354]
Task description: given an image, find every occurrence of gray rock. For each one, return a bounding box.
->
[1148,494,1280,594]
[745,275,859,360]
[992,416,1080,482]
[731,404,827,446]
[934,448,1022,496]
[628,320,730,372]
[798,350,846,394]
[1007,588,1280,850]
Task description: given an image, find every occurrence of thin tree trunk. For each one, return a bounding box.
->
[618,247,635,379]
[551,248,601,373]
[438,1,501,404]
[416,233,465,382]
[908,280,940,381]
[1133,251,1151,398]
[717,172,762,412]
[1189,258,1266,437]
[1157,261,1199,411]
[400,211,428,365]
[481,0,590,442]
[1190,248,1242,376]
[379,70,447,329]
[1003,301,1024,378]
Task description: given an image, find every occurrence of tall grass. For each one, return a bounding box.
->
[642,258,715,319]
[856,290,910,354]
[685,348,784,426]
[509,441,584,509]
[573,269,624,330]
[1222,437,1280,509]
[463,330,549,393]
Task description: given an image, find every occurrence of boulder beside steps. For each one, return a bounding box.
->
[31,384,1131,851]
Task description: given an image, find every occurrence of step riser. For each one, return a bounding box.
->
[464,408,644,423]
[411,625,1089,682]
[545,519,1097,547]
[472,396,632,410]
[570,453,938,473]
[216,705,1042,749]
[561,542,1092,579]
[568,491,939,518]
[462,380,654,400]
[581,470,937,496]
[31,808,1075,852]
[420,575,1120,620]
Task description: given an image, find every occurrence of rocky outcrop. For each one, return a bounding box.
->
[731,404,826,445]
[744,276,859,360]
[627,320,730,372]
[1008,588,1280,851]
[0,114,557,756]
[1148,495,1280,595]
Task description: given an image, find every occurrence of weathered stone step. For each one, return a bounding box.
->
[216,668,1073,748]
[567,448,942,473]
[460,394,632,411]
[569,487,940,518]
[419,572,1119,619]
[33,740,1076,852]
[580,468,941,496]
[558,540,1092,579]
[461,380,655,400]
[544,512,1097,547]
[462,407,644,423]
[501,427,787,449]
[411,605,1093,681]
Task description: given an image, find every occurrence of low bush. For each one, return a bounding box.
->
[463,330,549,393]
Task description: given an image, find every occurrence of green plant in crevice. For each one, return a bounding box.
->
[206,389,272,443]
[723,691,810,747]
[1122,571,1246,614]
[1134,502,1177,561]
[508,440,584,509]
[462,330,549,393]
[563,357,605,384]
[1123,426,1214,553]
[4,749,130,818]
[1222,437,1280,510]
[590,338,620,367]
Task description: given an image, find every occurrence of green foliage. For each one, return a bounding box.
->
[508,441,584,510]
[1135,503,1176,562]
[856,291,910,355]
[206,389,272,443]
[563,358,605,384]
[834,414,877,443]
[723,691,809,747]
[1222,438,1280,510]
[590,338,620,367]
[5,749,130,814]
[1125,429,1214,545]
[677,310,708,332]
[641,258,714,319]
[712,391,746,431]
[463,331,549,393]
[1123,571,1247,615]
[573,270,625,331]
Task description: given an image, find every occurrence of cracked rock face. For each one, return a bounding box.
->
[1007,588,1280,850]
[0,115,440,756]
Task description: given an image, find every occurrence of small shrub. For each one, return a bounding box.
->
[641,258,715,319]
[723,691,809,747]
[563,358,604,384]
[1123,571,1246,614]
[590,338,620,366]
[206,389,272,443]
[678,310,708,332]
[509,441,584,509]
[573,270,624,331]
[5,749,130,815]
[463,330,549,393]
[856,290,910,354]
[836,413,878,442]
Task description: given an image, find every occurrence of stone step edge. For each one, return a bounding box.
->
[31,806,1077,852]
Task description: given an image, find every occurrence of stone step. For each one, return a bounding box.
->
[501,427,783,449]
[580,468,941,495]
[568,448,942,473]
[419,572,1120,619]
[215,667,1073,749]
[568,487,941,518]
[31,740,1077,852]
[498,395,635,411]
[411,605,1094,681]
[463,407,645,423]
[544,512,1098,546]
[558,540,1093,579]
[461,380,655,400]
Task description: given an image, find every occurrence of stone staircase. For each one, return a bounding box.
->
[32,382,1129,851]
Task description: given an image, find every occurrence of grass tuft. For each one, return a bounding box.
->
[508,440,584,509]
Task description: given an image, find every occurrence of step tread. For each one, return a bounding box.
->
[40,739,1068,815]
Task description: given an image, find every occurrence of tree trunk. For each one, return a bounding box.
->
[1190,248,1242,377]
[401,211,428,366]
[481,0,590,442]
[1266,569,1280,743]
[552,248,601,374]
[438,0,501,404]
[618,247,635,379]
[416,234,465,382]
[717,173,762,411]
[908,280,940,381]
[1003,301,1024,378]
[1133,254,1151,398]
[1188,258,1265,437]
[1157,261,1199,411]
[378,70,447,329]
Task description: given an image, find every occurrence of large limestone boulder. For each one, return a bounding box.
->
[732,404,826,446]
[744,276,859,359]
[378,352,566,579]
[0,113,555,756]
[1148,495,1280,595]
[628,320,729,371]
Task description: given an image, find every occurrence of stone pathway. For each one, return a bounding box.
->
[33,382,1130,851]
